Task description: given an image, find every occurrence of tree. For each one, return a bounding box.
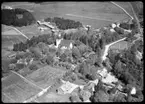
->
[59,53,67,62]
[72,47,81,60]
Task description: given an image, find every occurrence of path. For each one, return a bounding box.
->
[111,2,134,20]
[102,37,127,61]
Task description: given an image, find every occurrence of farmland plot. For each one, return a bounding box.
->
[26,65,66,89]
[2,72,42,102]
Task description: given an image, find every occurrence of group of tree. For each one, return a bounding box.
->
[44,17,83,30]
[13,34,55,51]
[2,8,36,27]
[107,43,143,102]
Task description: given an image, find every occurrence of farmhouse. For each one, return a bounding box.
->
[56,39,73,50]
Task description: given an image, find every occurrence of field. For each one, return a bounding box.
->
[3,2,132,29]
[2,72,42,102]
[26,65,66,88]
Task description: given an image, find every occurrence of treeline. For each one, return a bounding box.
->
[2,8,36,27]
[13,34,55,51]
[44,17,83,30]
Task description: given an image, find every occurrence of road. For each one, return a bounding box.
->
[102,37,127,61]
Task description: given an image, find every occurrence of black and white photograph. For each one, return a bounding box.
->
[1,1,143,102]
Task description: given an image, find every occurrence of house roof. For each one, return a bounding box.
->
[59,40,73,48]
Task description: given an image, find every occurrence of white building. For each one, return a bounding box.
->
[131,87,136,95]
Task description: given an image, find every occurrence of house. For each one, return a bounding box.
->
[110,28,115,32]
[57,80,79,94]
[17,58,28,65]
[97,68,108,78]
[111,23,117,29]
[55,38,63,48]
[130,87,136,95]
[59,39,73,50]
[136,51,142,60]
[101,72,118,85]
[116,23,120,27]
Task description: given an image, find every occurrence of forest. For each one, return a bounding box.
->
[2,8,36,27]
